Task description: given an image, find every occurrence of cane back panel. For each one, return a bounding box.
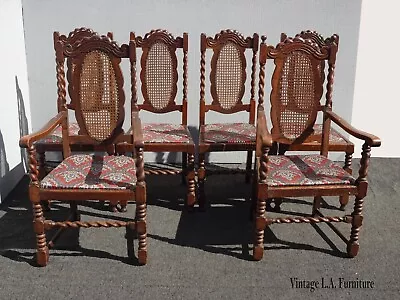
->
[200,30,259,116]
[54,33,129,143]
[267,37,330,144]
[136,30,187,113]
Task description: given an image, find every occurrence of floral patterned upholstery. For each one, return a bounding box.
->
[41,154,137,190]
[267,154,355,187]
[35,123,80,145]
[201,123,256,144]
[142,123,191,143]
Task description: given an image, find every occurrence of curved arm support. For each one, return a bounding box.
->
[325,110,381,147]
[19,111,66,148]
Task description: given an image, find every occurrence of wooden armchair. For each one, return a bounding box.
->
[198,30,259,209]
[123,30,196,209]
[34,28,127,212]
[271,30,354,211]
[252,36,381,261]
[19,32,147,266]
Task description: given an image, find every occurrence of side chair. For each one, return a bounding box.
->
[119,30,196,209]
[197,29,259,209]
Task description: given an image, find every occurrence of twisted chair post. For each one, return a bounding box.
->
[252,35,380,261]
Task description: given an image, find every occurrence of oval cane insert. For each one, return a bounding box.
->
[214,42,245,110]
[144,42,176,110]
[80,50,119,141]
[278,51,316,140]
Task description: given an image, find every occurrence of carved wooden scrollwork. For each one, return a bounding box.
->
[206,29,253,48]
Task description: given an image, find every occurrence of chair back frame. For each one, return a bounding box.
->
[132,30,189,125]
[199,29,259,125]
[54,31,131,154]
[263,36,337,146]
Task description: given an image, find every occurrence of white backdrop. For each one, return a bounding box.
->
[0,0,31,202]
[351,0,400,158]
[22,0,363,162]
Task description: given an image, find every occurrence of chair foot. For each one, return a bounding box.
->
[339,195,349,210]
[119,200,128,212]
[109,203,118,213]
[253,246,264,261]
[41,200,51,212]
[138,249,147,265]
[120,205,128,213]
[347,242,359,258]
[186,154,196,210]
[36,248,49,267]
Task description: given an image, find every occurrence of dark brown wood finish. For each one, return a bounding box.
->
[128,29,196,208]
[252,36,381,261]
[198,30,259,209]
[19,31,147,266]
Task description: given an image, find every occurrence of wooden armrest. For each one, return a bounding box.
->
[131,111,144,148]
[325,110,381,147]
[19,111,66,148]
[256,107,273,157]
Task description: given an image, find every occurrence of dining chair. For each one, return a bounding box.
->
[19,31,148,266]
[252,35,381,260]
[197,29,259,209]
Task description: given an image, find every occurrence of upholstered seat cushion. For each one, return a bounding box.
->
[201,123,256,144]
[35,123,80,145]
[142,123,191,143]
[311,124,350,144]
[267,154,355,187]
[41,154,136,190]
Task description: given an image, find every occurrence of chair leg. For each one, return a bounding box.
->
[253,196,266,261]
[136,184,147,265]
[119,200,128,213]
[181,152,188,185]
[109,202,118,213]
[347,196,364,258]
[245,151,253,183]
[249,156,258,221]
[69,202,80,221]
[344,152,353,174]
[312,196,322,215]
[339,195,349,211]
[38,151,51,211]
[340,152,353,210]
[32,201,49,267]
[198,153,206,210]
[38,150,46,179]
[186,153,196,210]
